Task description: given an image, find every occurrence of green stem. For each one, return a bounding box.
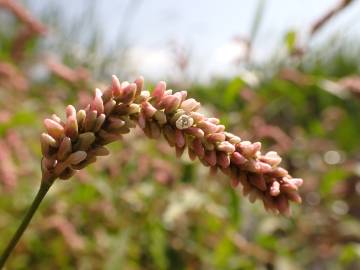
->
[0,180,53,269]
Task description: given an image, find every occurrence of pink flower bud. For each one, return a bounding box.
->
[89,146,110,156]
[238,141,261,158]
[111,75,122,97]
[257,162,273,173]
[141,101,157,118]
[119,83,137,104]
[230,152,247,165]
[184,127,204,138]
[75,132,95,151]
[65,115,78,140]
[196,120,218,134]
[249,174,267,191]
[180,98,201,112]
[285,191,302,203]
[44,118,64,139]
[134,76,144,97]
[192,138,205,158]
[217,141,235,153]
[93,114,106,132]
[217,152,230,168]
[66,105,76,118]
[152,81,166,102]
[67,151,87,165]
[260,151,282,167]
[154,111,167,125]
[90,88,104,115]
[104,99,116,115]
[138,112,146,129]
[216,125,225,132]
[175,129,185,148]
[268,167,288,178]
[160,95,181,113]
[204,150,217,167]
[163,125,176,146]
[57,137,72,161]
[40,133,58,147]
[189,112,205,123]
[76,110,86,129]
[206,133,226,143]
[84,110,97,132]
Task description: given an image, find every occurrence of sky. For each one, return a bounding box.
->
[28,0,360,81]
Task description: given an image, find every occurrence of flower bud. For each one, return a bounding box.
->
[260,151,282,167]
[141,101,157,118]
[196,120,218,134]
[249,173,267,191]
[206,133,226,143]
[66,105,76,118]
[65,115,78,140]
[230,151,247,165]
[217,152,230,168]
[104,99,116,115]
[163,125,176,146]
[204,150,217,167]
[154,110,167,125]
[111,75,122,97]
[57,137,72,161]
[41,133,58,147]
[67,151,87,165]
[93,114,106,132]
[152,81,166,102]
[44,118,64,139]
[184,127,204,138]
[76,110,86,130]
[189,112,204,123]
[175,129,185,148]
[89,146,110,156]
[119,83,137,104]
[90,88,104,115]
[84,110,97,132]
[181,98,201,112]
[217,141,235,153]
[134,76,144,97]
[192,138,205,158]
[75,132,95,151]
[160,95,181,113]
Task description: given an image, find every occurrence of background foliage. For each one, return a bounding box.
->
[0,1,359,269]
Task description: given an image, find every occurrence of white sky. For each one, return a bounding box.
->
[28,0,360,81]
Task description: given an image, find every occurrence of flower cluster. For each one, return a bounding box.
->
[41,75,303,215]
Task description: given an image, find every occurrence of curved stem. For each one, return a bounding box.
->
[0,180,53,269]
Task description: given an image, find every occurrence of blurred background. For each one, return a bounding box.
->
[0,0,360,269]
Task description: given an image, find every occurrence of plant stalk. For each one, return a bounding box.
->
[0,180,53,269]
